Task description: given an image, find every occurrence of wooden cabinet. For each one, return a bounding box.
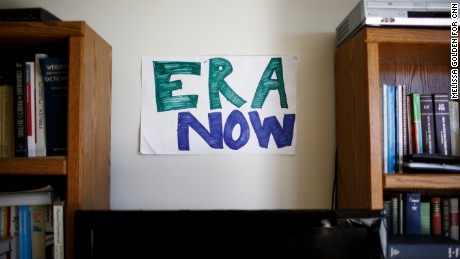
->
[335,27,456,209]
[0,22,111,259]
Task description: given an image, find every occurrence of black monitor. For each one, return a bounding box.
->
[74,210,385,259]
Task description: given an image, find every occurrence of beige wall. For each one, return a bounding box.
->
[0,0,360,209]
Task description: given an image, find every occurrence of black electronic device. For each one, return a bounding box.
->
[74,210,386,259]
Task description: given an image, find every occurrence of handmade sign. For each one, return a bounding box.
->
[141,56,297,154]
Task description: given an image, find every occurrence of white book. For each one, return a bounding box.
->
[9,206,18,259]
[25,61,36,157]
[450,197,459,241]
[382,84,388,173]
[53,201,65,259]
[0,185,54,207]
[35,53,48,157]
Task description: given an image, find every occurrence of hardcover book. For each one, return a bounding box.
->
[421,202,430,235]
[450,101,460,156]
[25,61,36,157]
[0,78,14,158]
[410,93,423,154]
[39,57,68,156]
[405,193,421,235]
[35,53,48,157]
[432,197,442,236]
[388,235,460,259]
[451,197,459,241]
[434,94,452,156]
[420,95,435,154]
[13,61,27,157]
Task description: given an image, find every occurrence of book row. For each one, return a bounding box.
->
[382,84,460,174]
[384,194,459,240]
[0,54,68,158]
[0,186,64,259]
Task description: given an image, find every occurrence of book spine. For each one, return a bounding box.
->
[420,95,435,154]
[382,85,388,173]
[30,205,46,259]
[34,53,47,157]
[432,197,442,235]
[451,197,459,240]
[44,205,53,259]
[53,202,64,259]
[421,202,431,235]
[0,83,14,158]
[384,199,392,234]
[13,62,27,157]
[406,95,414,155]
[449,101,460,156]
[388,239,460,258]
[387,85,396,173]
[401,85,408,157]
[405,193,421,235]
[443,198,451,238]
[391,197,399,235]
[396,85,404,172]
[9,207,18,259]
[399,193,404,235]
[25,62,36,157]
[39,58,68,156]
[410,93,423,154]
[434,94,452,156]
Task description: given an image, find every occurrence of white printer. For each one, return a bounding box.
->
[336,0,459,47]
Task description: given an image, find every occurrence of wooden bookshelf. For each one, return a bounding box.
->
[0,21,111,259]
[335,27,453,209]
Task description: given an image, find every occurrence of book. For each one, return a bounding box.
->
[35,53,48,157]
[388,235,460,258]
[450,101,460,156]
[30,205,46,259]
[432,197,442,236]
[53,202,65,259]
[0,207,9,259]
[19,205,31,259]
[384,85,397,173]
[39,57,68,156]
[44,205,53,259]
[13,62,28,157]
[406,95,414,155]
[382,84,388,173]
[405,193,421,235]
[384,199,392,234]
[451,197,459,240]
[0,237,11,256]
[10,207,18,259]
[396,85,404,172]
[409,93,423,154]
[0,186,54,207]
[421,202,430,235]
[420,95,435,154]
[402,162,460,173]
[401,85,408,158]
[434,94,452,156]
[444,198,451,238]
[25,61,36,157]
[391,196,399,235]
[0,78,14,158]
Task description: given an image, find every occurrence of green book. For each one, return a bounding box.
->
[421,202,431,235]
[410,93,423,154]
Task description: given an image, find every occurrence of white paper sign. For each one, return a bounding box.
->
[141,56,297,154]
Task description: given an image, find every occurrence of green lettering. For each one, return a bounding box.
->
[154,61,201,112]
[251,58,288,109]
[208,58,247,110]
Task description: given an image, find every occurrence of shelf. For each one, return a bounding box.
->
[384,174,460,189]
[0,157,66,175]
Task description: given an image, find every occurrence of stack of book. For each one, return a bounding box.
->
[0,54,68,158]
[385,193,460,258]
[0,186,64,259]
[381,84,460,174]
